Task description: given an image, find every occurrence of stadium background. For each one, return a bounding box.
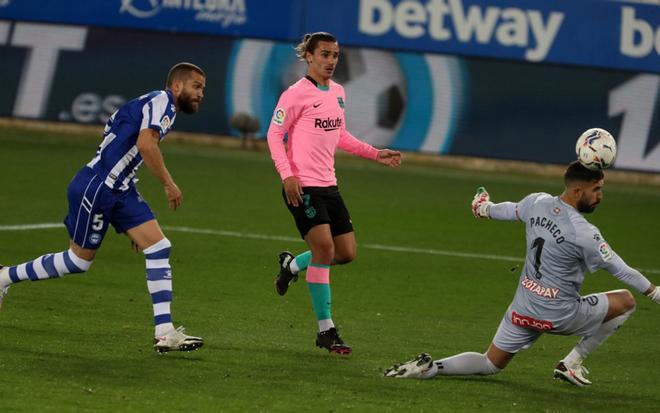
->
[1,1,659,412]
[1,0,658,171]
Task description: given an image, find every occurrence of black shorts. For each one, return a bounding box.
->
[283,186,354,239]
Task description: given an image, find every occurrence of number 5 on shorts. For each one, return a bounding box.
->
[92,214,104,231]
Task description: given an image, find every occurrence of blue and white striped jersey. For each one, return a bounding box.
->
[87,90,177,191]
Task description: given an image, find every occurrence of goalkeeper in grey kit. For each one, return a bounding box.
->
[386,161,659,386]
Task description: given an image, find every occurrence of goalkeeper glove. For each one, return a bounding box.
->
[647,286,660,304]
[471,186,493,218]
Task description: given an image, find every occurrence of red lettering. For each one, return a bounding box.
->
[511,311,554,331]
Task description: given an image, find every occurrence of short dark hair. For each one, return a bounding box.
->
[295,32,337,60]
[166,62,205,87]
[564,160,604,186]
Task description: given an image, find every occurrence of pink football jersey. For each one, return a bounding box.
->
[267,77,378,187]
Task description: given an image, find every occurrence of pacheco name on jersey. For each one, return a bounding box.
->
[530,216,565,244]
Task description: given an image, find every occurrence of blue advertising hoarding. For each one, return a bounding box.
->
[304,0,660,74]
[1,20,658,171]
[0,0,658,73]
[0,0,300,41]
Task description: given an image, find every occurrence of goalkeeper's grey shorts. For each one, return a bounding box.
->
[492,293,609,353]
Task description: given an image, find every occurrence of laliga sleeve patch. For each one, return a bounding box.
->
[160,115,171,131]
[272,108,286,126]
[598,242,613,262]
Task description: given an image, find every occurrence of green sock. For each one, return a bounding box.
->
[306,263,331,320]
[292,250,312,273]
[307,283,332,320]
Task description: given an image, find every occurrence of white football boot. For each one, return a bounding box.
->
[553,361,592,387]
[384,353,435,379]
[153,326,204,353]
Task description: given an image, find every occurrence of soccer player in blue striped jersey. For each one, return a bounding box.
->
[0,62,206,353]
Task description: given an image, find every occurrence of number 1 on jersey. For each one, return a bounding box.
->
[531,237,545,279]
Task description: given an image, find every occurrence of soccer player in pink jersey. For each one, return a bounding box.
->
[266,32,402,355]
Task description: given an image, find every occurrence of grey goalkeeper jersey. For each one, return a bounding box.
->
[503,193,649,323]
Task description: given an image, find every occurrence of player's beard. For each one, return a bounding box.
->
[577,198,598,213]
[178,91,199,114]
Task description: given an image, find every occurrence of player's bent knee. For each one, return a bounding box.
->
[334,250,356,265]
[334,257,354,265]
[612,289,636,312]
[623,290,637,312]
[311,243,335,263]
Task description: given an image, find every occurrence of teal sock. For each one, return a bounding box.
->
[306,264,331,321]
[291,250,312,273]
[307,283,332,321]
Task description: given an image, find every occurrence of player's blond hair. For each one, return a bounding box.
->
[295,32,337,61]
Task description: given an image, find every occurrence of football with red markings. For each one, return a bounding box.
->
[575,128,617,170]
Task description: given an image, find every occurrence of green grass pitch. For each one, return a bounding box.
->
[0,125,658,412]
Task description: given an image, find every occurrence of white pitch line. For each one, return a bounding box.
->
[0,223,64,231]
[161,225,303,243]
[361,243,522,262]
[1,222,658,275]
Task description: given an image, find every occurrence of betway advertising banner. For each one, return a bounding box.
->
[1,21,658,172]
[0,0,658,74]
[308,0,660,74]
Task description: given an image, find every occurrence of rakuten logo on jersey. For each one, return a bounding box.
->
[120,0,247,27]
[511,311,553,331]
[359,0,564,62]
[315,117,343,132]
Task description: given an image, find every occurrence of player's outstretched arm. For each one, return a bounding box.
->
[136,128,182,210]
[471,187,518,221]
[602,254,659,303]
[376,149,402,168]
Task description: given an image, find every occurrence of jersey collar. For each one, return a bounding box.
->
[165,89,177,113]
[305,75,330,91]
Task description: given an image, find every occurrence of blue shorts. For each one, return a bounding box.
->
[63,167,155,249]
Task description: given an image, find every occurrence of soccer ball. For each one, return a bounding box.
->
[575,128,617,170]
